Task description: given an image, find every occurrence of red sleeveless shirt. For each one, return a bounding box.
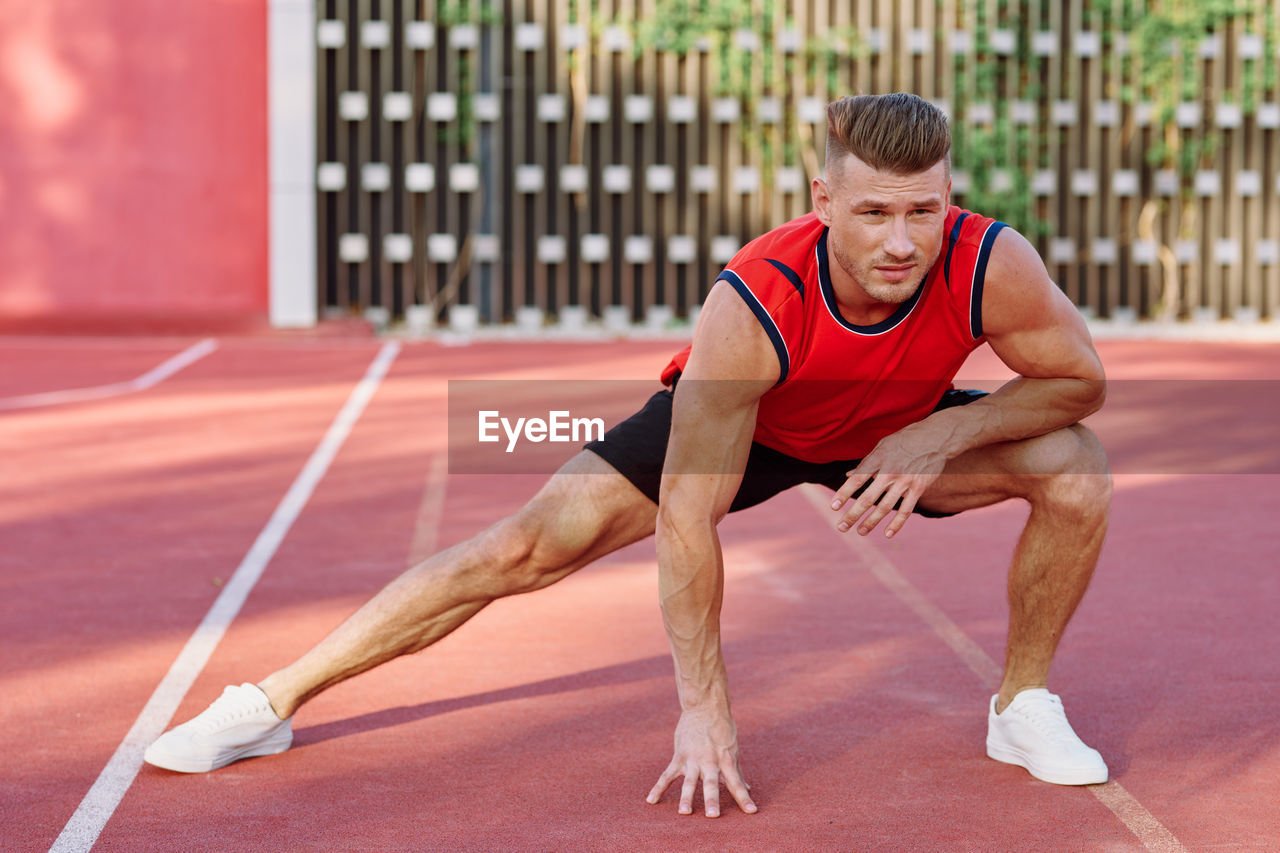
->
[661,207,1007,462]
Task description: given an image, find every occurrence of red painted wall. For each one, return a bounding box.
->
[0,0,269,333]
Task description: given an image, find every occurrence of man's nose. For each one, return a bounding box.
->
[883,217,915,258]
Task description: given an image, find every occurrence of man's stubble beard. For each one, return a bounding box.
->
[830,238,936,306]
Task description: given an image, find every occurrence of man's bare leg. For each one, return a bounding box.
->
[995,441,1109,713]
[258,451,658,718]
[916,424,1111,708]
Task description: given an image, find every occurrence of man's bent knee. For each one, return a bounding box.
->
[1026,426,1112,514]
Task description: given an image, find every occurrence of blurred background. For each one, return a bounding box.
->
[2,0,1277,336]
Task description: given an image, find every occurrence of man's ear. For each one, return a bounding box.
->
[812,177,833,226]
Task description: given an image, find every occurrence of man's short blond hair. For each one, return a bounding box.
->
[825,93,951,177]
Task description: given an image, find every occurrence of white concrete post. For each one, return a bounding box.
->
[268,0,318,327]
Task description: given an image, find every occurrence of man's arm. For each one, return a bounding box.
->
[832,226,1107,536]
[645,281,776,818]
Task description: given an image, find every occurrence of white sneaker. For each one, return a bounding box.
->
[144,684,292,773]
[986,688,1108,785]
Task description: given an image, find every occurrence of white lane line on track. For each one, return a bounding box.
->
[406,454,448,568]
[0,338,219,411]
[1090,783,1190,853]
[797,484,1188,853]
[48,341,401,853]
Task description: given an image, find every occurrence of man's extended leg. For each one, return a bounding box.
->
[916,423,1111,784]
[146,451,657,771]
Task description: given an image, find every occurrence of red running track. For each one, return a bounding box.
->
[1,334,1277,851]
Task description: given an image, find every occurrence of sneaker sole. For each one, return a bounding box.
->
[144,729,293,774]
[986,739,1108,786]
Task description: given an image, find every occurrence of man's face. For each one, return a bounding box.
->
[812,155,951,306]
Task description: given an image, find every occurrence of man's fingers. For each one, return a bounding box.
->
[884,494,920,538]
[678,771,698,815]
[855,484,907,535]
[650,724,759,817]
[854,502,892,535]
[702,769,721,818]
[646,762,679,805]
[831,462,875,508]
[837,475,888,532]
[723,764,758,815]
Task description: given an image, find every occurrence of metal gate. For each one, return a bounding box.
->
[316,1,1280,329]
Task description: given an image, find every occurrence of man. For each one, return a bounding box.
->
[146,93,1111,818]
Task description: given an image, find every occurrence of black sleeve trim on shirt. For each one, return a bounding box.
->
[765,259,805,298]
[969,221,1009,340]
[717,269,791,384]
[942,212,970,291]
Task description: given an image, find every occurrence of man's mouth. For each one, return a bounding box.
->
[874,264,916,282]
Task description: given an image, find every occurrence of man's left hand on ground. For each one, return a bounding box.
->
[646,707,758,818]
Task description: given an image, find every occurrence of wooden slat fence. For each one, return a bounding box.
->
[315,0,1280,329]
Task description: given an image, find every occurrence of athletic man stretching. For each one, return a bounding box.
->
[147,93,1112,816]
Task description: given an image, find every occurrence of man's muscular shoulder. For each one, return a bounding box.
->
[683,282,782,387]
[980,228,1073,337]
[979,227,1105,383]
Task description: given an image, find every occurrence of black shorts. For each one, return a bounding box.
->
[585,386,987,517]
